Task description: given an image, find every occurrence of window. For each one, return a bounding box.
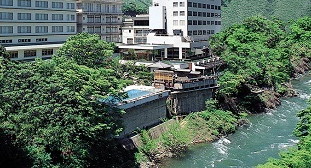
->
[52,26,63,32]
[180,11,185,16]
[193,20,197,25]
[173,11,178,16]
[52,2,63,8]
[198,12,202,17]
[18,13,31,20]
[198,3,201,8]
[207,21,210,25]
[94,26,101,33]
[188,20,192,25]
[24,50,36,57]
[18,26,31,33]
[35,1,48,8]
[67,26,75,32]
[207,30,210,34]
[193,11,197,16]
[203,12,206,17]
[96,4,101,12]
[67,3,75,9]
[207,4,210,9]
[18,0,31,7]
[180,20,185,26]
[211,21,215,25]
[0,12,13,20]
[35,26,48,33]
[173,2,178,7]
[42,49,53,56]
[188,11,192,16]
[203,30,206,35]
[35,13,48,20]
[0,0,13,6]
[188,31,192,36]
[95,15,101,23]
[193,3,197,8]
[218,6,221,10]
[18,39,31,43]
[193,30,197,35]
[203,21,206,25]
[211,30,215,34]
[173,20,178,26]
[211,5,214,9]
[87,15,94,23]
[211,13,215,17]
[203,4,206,8]
[180,2,185,7]
[198,30,202,35]
[36,38,47,42]
[198,20,202,25]
[0,39,12,44]
[52,14,63,20]
[67,14,75,21]
[8,51,18,58]
[207,13,211,17]
[188,2,192,7]
[0,26,13,34]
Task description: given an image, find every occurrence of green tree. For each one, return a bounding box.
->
[0,56,127,167]
[56,33,116,68]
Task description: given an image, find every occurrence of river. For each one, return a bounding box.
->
[162,74,311,168]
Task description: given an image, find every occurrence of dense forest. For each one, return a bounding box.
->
[122,0,311,29]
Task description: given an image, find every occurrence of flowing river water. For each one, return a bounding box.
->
[162,74,311,168]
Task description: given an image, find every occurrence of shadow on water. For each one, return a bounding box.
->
[161,74,311,168]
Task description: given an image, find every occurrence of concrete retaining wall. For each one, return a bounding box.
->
[168,88,216,115]
[120,96,168,136]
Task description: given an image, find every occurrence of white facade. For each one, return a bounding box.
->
[148,0,222,60]
[0,0,77,60]
[122,15,150,44]
[77,0,123,43]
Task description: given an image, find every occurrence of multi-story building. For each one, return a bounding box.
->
[76,0,123,43]
[147,0,222,60]
[0,0,77,60]
[122,15,150,44]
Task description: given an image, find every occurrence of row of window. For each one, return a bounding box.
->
[86,15,120,23]
[80,3,121,13]
[0,12,75,21]
[86,26,119,33]
[188,30,215,36]
[7,49,54,58]
[188,2,221,10]
[0,0,75,9]
[188,11,221,17]
[173,2,185,7]
[0,26,75,34]
[188,20,221,26]
[0,38,48,44]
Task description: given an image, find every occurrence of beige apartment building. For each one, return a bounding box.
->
[0,0,77,60]
[76,0,123,43]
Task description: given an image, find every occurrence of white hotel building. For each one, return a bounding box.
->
[121,0,222,60]
[0,0,77,60]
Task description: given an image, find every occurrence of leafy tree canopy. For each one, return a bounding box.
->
[0,54,127,167]
[56,33,116,68]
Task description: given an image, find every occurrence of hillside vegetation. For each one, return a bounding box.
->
[222,0,311,29]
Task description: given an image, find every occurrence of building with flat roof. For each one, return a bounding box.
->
[148,0,222,60]
[76,0,123,43]
[0,0,77,60]
[122,14,150,44]
[119,0,221,60]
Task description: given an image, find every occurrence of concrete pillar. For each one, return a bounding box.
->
[164,48,168,59]
[18,50,24,60]
[179,47,183,60]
